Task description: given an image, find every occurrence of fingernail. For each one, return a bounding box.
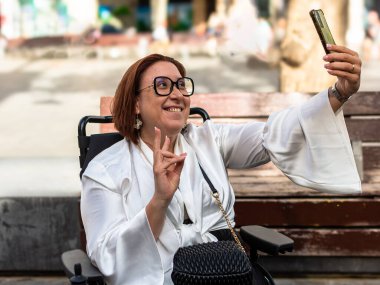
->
[326,44,332,48]
[324,63,329,68]
[323,55,328,60]
[181,153,187,157]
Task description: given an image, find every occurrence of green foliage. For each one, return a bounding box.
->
[19,0,34,6]
[137,20,150,32]
[112,6,131,17]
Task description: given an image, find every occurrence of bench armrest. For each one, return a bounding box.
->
[61,249,104,282]
[240,225,294,256]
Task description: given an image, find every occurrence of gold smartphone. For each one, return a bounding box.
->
[309,9,336,54]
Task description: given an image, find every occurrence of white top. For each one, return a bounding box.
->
[81,89,361,285]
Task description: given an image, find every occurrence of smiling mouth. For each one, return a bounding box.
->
[164,107,183,112]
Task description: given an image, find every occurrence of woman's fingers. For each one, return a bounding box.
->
[325,61,361,82]
[324,61,361,75]
[172,153,187,176]
[162,135,170,152]
[153,127,171,154]
[326,44,357,56]
[323,52,360,66]
[322,44,362,97]
[326,69,358,81]
[161,150,179,158]
[323,45,362,77]
[153,127,170,160]
[151,126,186,173]
[324,45,361,66]
[161,154,186,170]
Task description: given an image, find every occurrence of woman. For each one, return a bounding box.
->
[81,45,362,285]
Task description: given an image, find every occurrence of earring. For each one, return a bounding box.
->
[134,115,143,130]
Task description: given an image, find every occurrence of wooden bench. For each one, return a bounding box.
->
[100,92,380,276]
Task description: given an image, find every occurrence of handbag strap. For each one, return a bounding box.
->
[198,164,246,253]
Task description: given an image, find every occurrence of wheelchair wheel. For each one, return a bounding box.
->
[251,262,275,285]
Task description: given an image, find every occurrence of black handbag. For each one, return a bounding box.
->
[171,165,253,285]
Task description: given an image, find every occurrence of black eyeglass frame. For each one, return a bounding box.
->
[138,76,195,97]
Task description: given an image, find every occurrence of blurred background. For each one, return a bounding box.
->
[0,0,380,283]
[1,0,380,64]
[0,0,379,157]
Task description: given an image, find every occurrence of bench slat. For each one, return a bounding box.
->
[235,198,380,227]
[344,92,380,115]
[275,228,380,256]
[189,117,380,142]
[346,119,380,142]
[232,179,380,197]
[100,93,380,118]
[190,92,380,117]
[191,93,312,117]
[363,146,380,170]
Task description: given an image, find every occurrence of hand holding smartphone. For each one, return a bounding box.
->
[309,9,336,54]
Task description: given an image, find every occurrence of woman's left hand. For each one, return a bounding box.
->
[323,44,362,97]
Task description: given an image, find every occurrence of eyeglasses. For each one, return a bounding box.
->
[138,76,194,96]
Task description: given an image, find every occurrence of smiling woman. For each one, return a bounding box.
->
[80,50,362,285]
[112,54,189,145]
[135,61,191,150]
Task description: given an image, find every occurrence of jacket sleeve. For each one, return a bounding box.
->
[262,89,361,194]
[213,121,270,169]
[214,89,361,194]
[81,163,163,285]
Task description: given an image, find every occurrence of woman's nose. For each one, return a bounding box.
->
[169,85,183,98]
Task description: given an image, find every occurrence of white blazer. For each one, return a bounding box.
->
[81,90,361,285]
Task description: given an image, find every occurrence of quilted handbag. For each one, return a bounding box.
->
[172,240,252,285]
[171,165,253,285]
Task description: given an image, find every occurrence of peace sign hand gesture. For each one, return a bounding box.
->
[152,127,187,205]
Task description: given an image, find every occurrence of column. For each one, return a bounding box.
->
[346,0,365,52]
[150,0,168,41]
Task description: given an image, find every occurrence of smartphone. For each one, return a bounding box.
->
[309,9,336,54]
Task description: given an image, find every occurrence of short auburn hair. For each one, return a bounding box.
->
[112,54,186,144]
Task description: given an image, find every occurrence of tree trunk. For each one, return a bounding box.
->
[346,0,365,52]
[280,0,348,93]
[193,0,207,35]
[150,0,168,34]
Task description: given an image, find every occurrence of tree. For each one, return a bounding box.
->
[280,0,348,93]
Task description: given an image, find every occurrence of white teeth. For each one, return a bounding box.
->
[166,107,182,112]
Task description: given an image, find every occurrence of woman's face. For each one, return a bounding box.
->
[136,61,191,140]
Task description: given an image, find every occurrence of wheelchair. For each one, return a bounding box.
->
[61,107,294,285]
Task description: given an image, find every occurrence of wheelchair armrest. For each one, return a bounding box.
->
[61,249,104,282]
[240,225,294,256]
